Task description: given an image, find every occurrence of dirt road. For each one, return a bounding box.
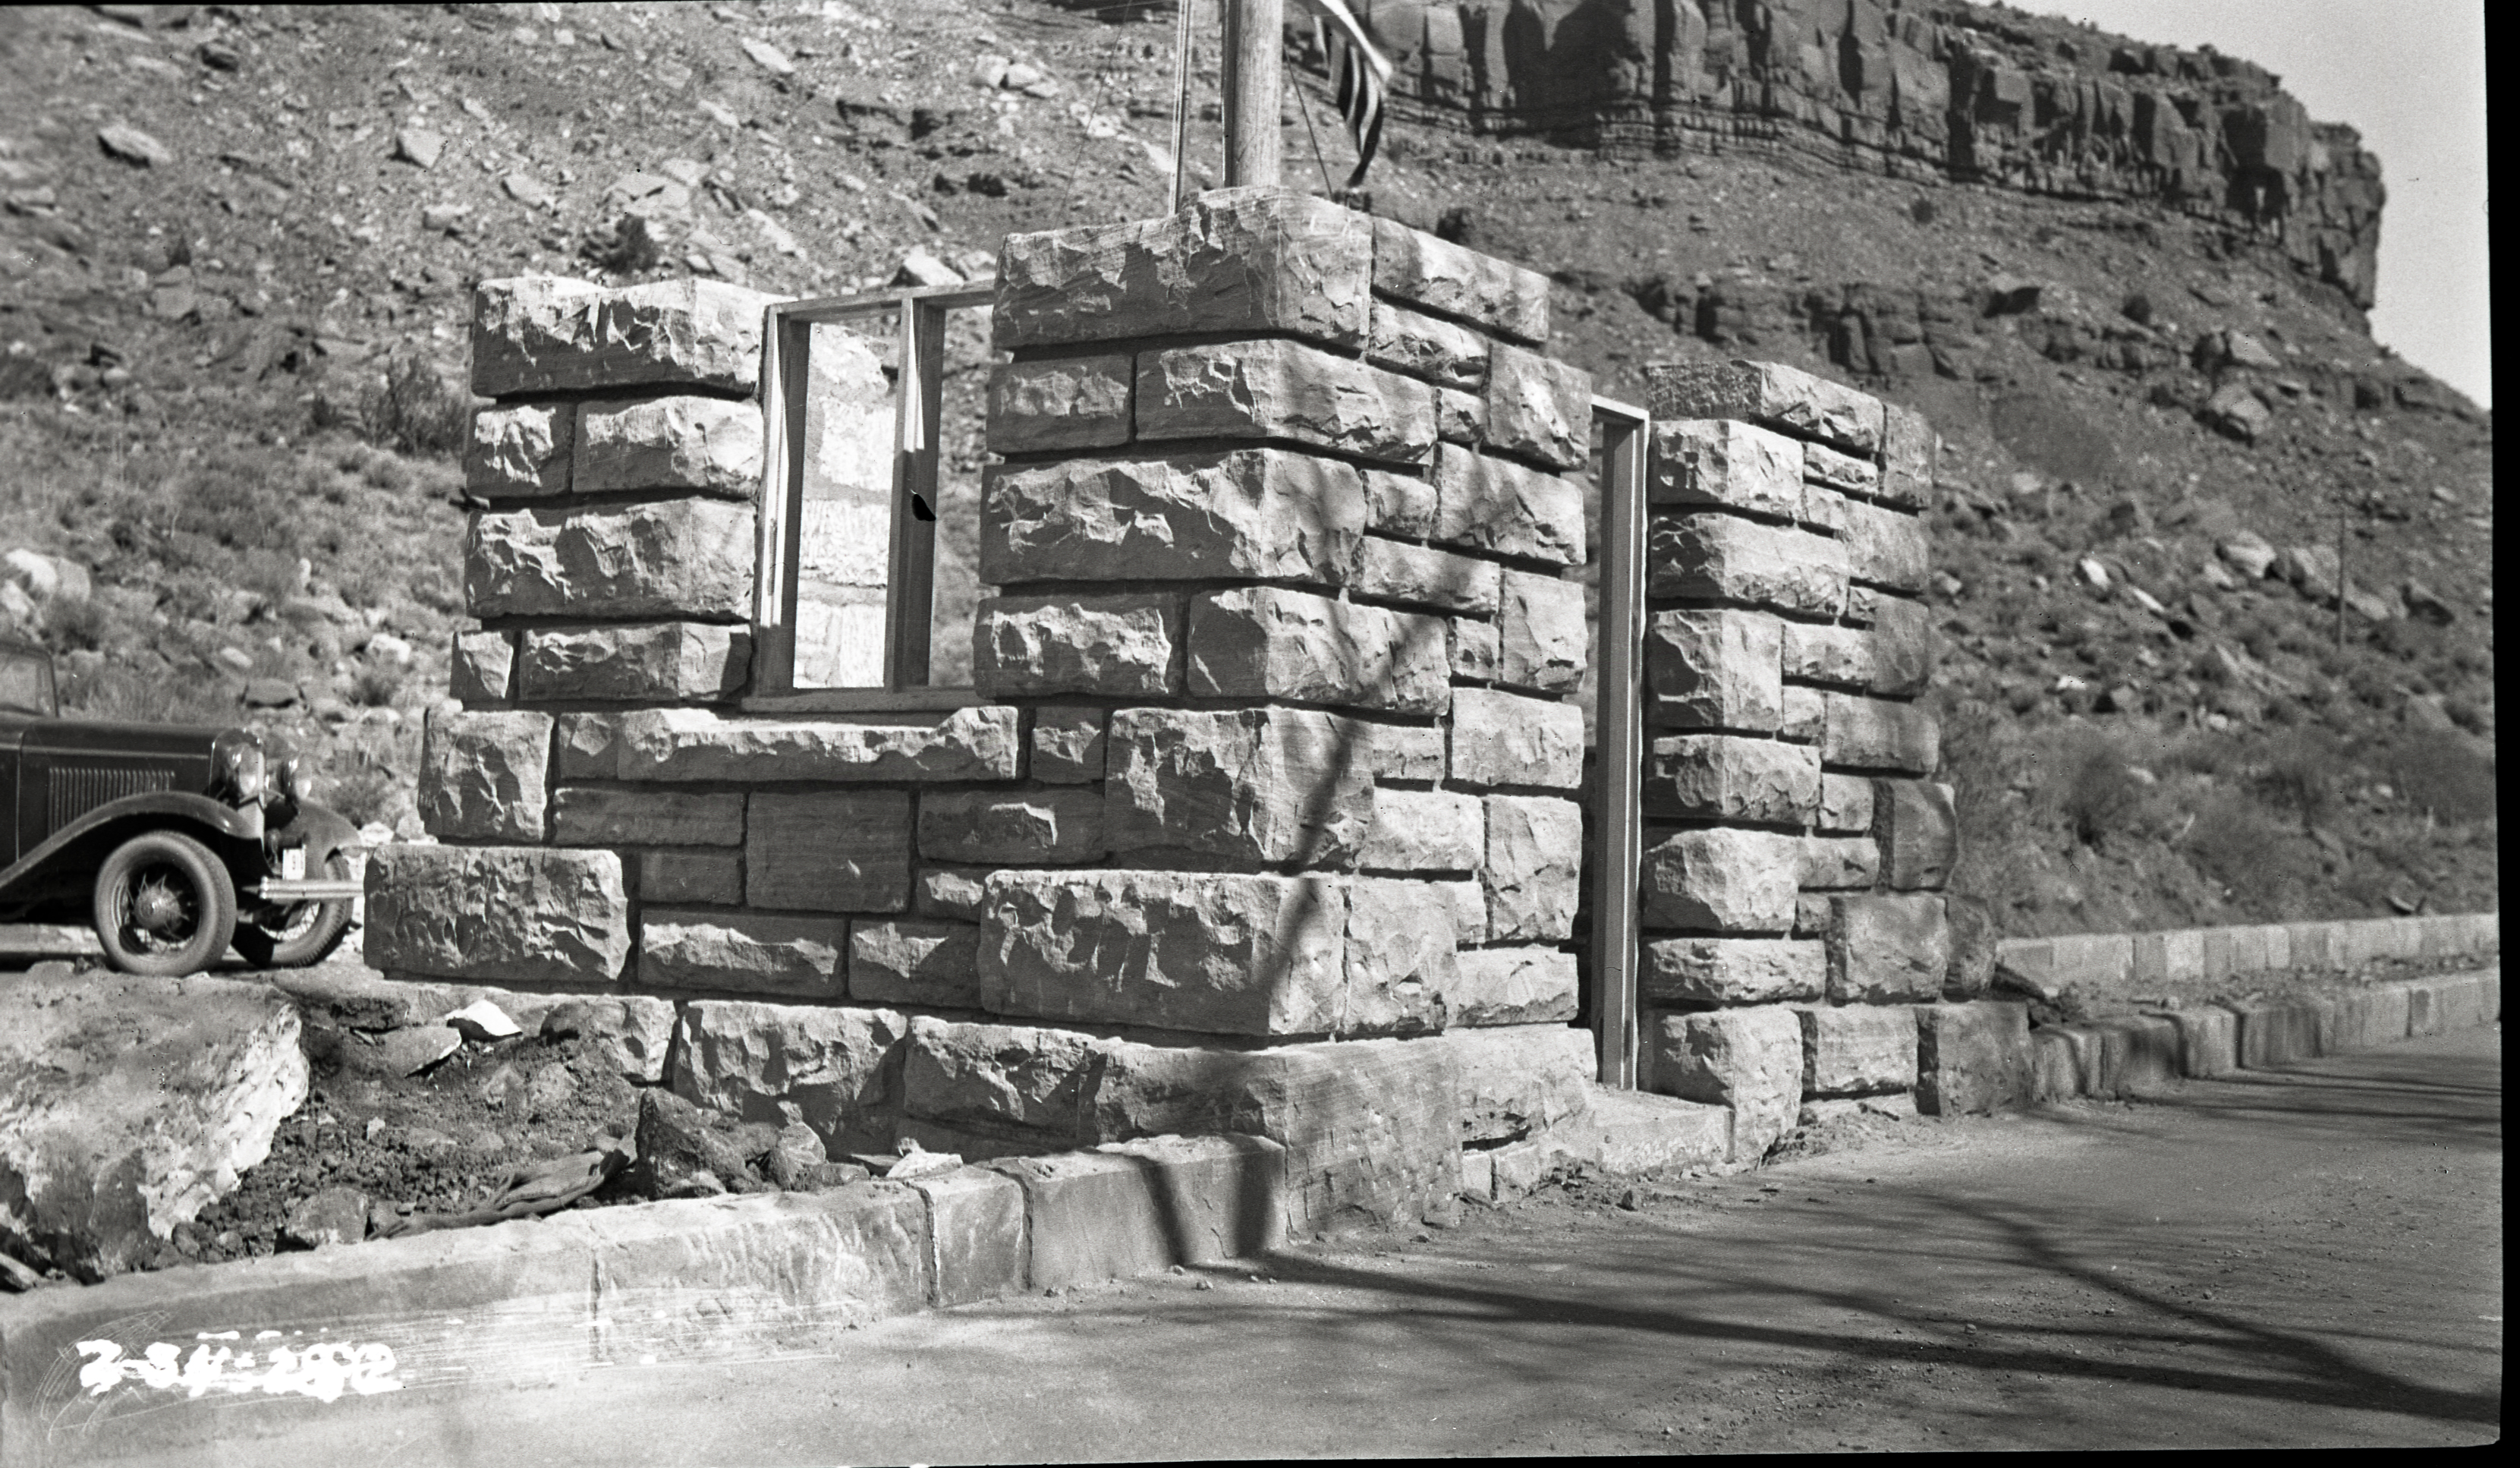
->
[46,1024,2503,1463]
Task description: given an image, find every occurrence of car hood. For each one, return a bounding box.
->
[14,718,237,758]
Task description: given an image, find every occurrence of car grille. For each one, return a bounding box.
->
[51,765,178,830]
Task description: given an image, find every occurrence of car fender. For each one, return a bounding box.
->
[0,792,264,896]
[269,801,363,870]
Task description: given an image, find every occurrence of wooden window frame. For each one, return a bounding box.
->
[748,283,997,714]
[1590,394,1650,1090]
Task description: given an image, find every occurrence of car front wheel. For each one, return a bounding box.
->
[93,831,239,977]
[233,852,356,969]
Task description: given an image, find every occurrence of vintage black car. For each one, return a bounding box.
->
[0,641,364,975]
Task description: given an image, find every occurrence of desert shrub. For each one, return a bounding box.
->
[2047,731,2145,848]
[1989,389,2119,484]
[2185,792,2322,909]
[2386,731,2496,825]
[363,352,471,459]
[350,665,404,708]
[2253,729,2345,830]
[322,765,402,827]
[39,596,115,654]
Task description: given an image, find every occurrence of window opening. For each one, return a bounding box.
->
[755,284,999,707]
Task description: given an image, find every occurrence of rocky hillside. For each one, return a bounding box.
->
[0,1,2491,933]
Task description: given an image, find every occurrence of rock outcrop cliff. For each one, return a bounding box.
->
[1343,0,2382,308]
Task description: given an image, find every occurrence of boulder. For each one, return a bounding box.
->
[2,972,308,1281]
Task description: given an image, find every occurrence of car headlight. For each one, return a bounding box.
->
[213,733,266,805]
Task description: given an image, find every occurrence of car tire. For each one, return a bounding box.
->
[234,852,356,969]
[93,830,239,978]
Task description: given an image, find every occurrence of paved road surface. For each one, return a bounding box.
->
[40,1023,2503,1463]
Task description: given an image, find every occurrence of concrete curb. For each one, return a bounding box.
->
[2023,969,2500,1105]
[1996,911,2498,997]
[0,1135,1283,1467]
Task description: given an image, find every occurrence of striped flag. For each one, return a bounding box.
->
[1298,0,1391,191]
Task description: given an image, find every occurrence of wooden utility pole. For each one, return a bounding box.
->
[1219,0,1283,187]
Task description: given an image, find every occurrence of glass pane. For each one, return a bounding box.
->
[794,315,898,689]
[928,307,1002,688]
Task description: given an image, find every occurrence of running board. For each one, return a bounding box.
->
[250,878,364,901]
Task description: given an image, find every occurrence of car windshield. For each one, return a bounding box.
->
[0,650,58,717]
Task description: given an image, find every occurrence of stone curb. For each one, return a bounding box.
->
[1995,911,2498,997]
[0,1135,1282,1466]
[2024,969,2500,1105]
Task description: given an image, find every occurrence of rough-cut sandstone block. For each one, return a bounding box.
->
[1339,878,1457,1035]
[1436,386,1485,444]
[1352,538,1502,614]
[1817,773,1876,833]
[1187,587,1448,715]
[985,353,1134,453]
[1798,835,1880,891]
[1641,828,1801,933]
[1842,497,1930,592]
[451,629,518,706]
[1104,707,1375,867]
[473,276,776,399]
[1645,735,1819,825]
[1644,360,1886,456]
[974,593,1179,698]
[917,868,991,922]
[1649,418,1803,518]
[1431,444,1584,565]
[1371,216,1549,344]
[1823,694,1940,774]
[1867,595,1935,697]
[1780,685,1826,743]
[468,402,573,497]
[1801,440,1878,496]
[1087,1034,1459,1230]
[851,921,982,1010]
[1362,468,1436,537]
[1446,949,1579,1027]
[574,394,761,497]
[1642,937,1824,1005]
[562,706,1021,783]
[1361,787,1483,872]
[417,709,551,840]
[366,845,629,984]
[1645,1006,1803,1162]
[1800,483,1848,535]
[1647,514,1848,617]
[640,909,847,999]
[1442,1024,1594,1144]
[996,187,1371,349]
[1449,688,1584,790]
[551,787,744,847]
[1449,618,1500,679]
[519,622,750,703]
[1780,621,1873,690]
[1646,608,1782,732]
[1367,298,1489,388]
[900,1017,1096,1144]
[1798,1005,1918,1097]
[917,789,1107,866]
[467,498,754,620]
[1915,1000,2031,1115]
[1498,571,1586,693]
[1483,342,1590,470]
[1440,877,1487,943]
[671,1000,908,1155]
[747,791,911,912]
[1874,779,1958,890]
[983,870,1348,1036]
[1483,795,1581,943]
[1029,707,1107,783]
[1826,894,1949,1003]
[1879,402,1936,508]
[1136,339,1435,466]
[1364,723,1446,783]
[982,449,1363,588]
[640,849,741,906]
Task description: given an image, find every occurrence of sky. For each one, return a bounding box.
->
[2031,0,2491,409]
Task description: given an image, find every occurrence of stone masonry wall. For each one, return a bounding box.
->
[1631,356,1962,1161]
[368,187,1608,1232]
